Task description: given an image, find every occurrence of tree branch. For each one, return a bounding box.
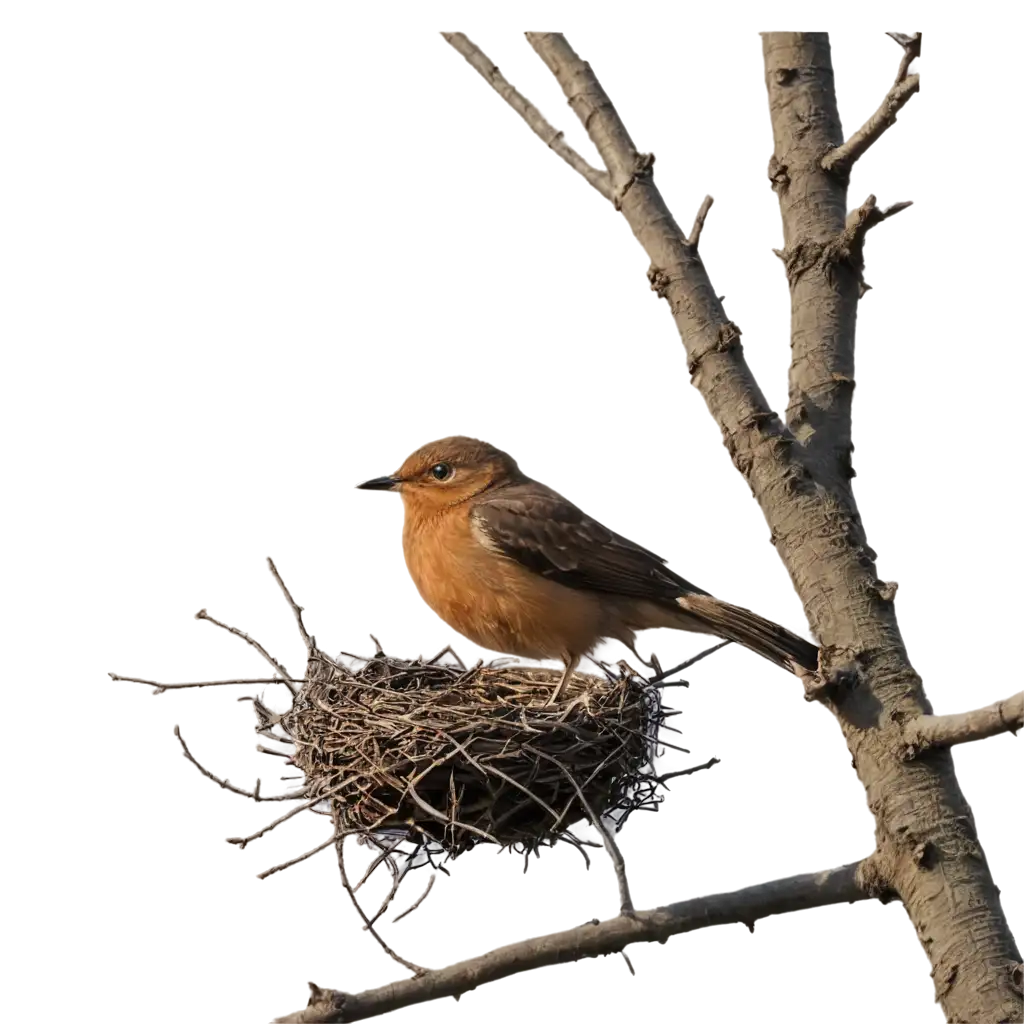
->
[448,32,1022,1021]
[441,33,612,200]
[822,33,921,179]
[276,861,875,1022]
[195,607,299,696]
[901,691,1023,758]
[762,33,864,506]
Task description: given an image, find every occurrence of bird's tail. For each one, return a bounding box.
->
[676,594,818,673]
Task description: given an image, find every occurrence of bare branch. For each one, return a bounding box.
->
[441,32,612,200]
[111,672,294,694]
[650,639,731,684]
[268,556,314,653]
[275,860,874,1022]
[765,25,860,501]
[901,692,1023,758]
[505,32,788,495]
[822,33,920,178]
[258,836,336,880]
[392,874,435,923]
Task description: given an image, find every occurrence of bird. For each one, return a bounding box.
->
[358,436,818,701]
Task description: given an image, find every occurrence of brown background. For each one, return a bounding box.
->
[0,8,1019,1024]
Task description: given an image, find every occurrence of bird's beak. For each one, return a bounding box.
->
[356,475,400,492]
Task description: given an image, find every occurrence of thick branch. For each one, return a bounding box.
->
[450,32,1021,1021]
[763,33,862,502]
[276,861,874,1022]
[902,691,1023,757]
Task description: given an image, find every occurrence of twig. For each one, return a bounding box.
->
[276,860,875,1022]
[687,194,714,249]
[821,32,920,177]
[195,607,299,696]
[527,745,633,915]
[655,756,721,786]
[258,836,336,880]
[332,811,426,975]
[112,673,294,694]
[393,875,436,923]
[268,557,314,653]
[650,640,732,684]
[901,691,1023,758]
[227,787,340,849]
[174,726,305,802]
[441,32,612,201]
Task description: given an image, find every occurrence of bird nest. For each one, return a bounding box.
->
[116,559,721,902]
[281,646,669,860]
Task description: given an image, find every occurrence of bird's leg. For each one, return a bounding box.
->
[548,654,580,704]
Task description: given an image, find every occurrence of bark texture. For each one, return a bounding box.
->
[763,33,860,502]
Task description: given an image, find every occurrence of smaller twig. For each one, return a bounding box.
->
[620,950,635,976]
[656,757,720,786]
[650,640,731,684]
[818,193,912,298]
[267,557,314,653]
[195,608,299,696]
[333,813,426,975]
[901,691,1023,758]
[366,857,408,928]
[174,726,305,802]
[354,836,406,892]
[528,746,634,915]
[227,787,339,849]
[441,32,612,200]
[257,836,336,880]
[687,195,714,250]
[389,868,438,925]
[112,673,292,694]
[821,32,920,178]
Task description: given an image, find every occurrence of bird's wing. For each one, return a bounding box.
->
[470,484,709,600]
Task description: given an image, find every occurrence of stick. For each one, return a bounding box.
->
[266,860,864,1019]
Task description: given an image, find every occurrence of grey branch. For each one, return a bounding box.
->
[902,691,1023,758]
[195,607,299,696]
[441,33,612,201]
[822,32,921,178]
[275,861,874,1022]
[761,29,864,509]
[268,557,314,653]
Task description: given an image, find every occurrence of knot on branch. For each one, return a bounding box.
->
[776,196,912,293]
[305,983,342,1015]
[805,646,863,704]
[613,151,655,210]
[856,852,896,903]
[767,155,790,195]
[1010,962,1023,997]
[685,321,743,377]
[647,264,671,298]
[874,579,899,603]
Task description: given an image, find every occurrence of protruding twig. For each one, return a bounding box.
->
[844,194,913,246]
[227,788,340,849]
[267,557,314,653]
[257,836,336,880]
[821,32,920,178]
[195,607,299,696]
[112,673,294,695]
[393,875,436,923]
[655,756,721,786]
[650,639,732,684]
[174,725,306,802]
[901,691,1023,758]
[687,194,714,250]
[276,860,874,1022]
[528,745,634,915]
[332,811,427,975]
[441,32,612,201]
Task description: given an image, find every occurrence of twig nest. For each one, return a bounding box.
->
[282,647,667,859]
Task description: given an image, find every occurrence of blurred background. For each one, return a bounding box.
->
[2,5,1019,1022]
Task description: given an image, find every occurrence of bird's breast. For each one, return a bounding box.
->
[401,504,606,661]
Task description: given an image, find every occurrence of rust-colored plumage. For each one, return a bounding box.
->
[359,436,818,698]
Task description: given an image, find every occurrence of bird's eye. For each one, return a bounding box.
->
[430,462,452,481]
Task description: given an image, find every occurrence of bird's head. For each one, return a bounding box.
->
[357,436,520,511]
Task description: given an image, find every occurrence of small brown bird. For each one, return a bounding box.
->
[359,437,818,700]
